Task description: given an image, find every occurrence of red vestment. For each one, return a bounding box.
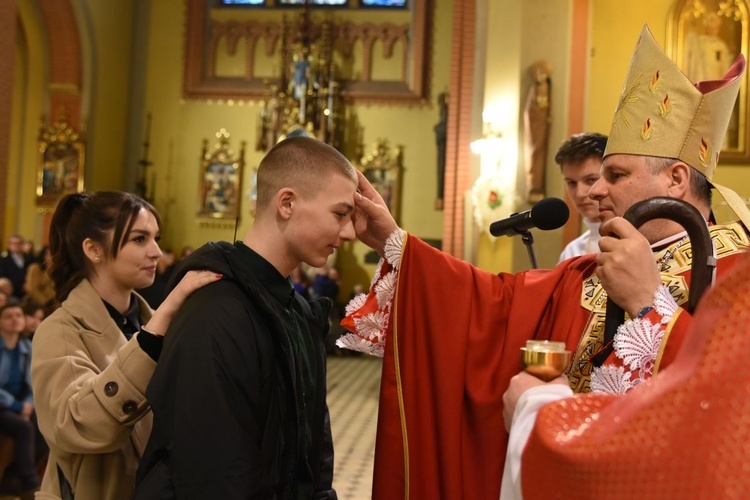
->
[522,251,750,498]
[341,223,748,499]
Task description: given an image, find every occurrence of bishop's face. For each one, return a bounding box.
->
[588,154,673,240]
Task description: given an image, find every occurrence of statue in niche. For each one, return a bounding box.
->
[434,92,448,210]
[523,60,552,203]
[291,46,312,100]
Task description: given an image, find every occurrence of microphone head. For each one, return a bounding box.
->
[530,197,570,230]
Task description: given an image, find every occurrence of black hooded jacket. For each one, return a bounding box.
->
[134,241,336,499]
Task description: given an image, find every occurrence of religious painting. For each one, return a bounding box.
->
[668,0,750,162]
[36,114,85,209]
[197,129,246,221]
[357,139,403,224]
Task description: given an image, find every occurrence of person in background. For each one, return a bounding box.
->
[21,240,35,264]
[23,246,57,313]
[20,300,45,340]
[0,301,47,499]
[0,235,32,302]
[179,245,194,262]
[135,136,356,499]
[0,280,12,305]
[31,191,221,500]
[311,267,340,303]
[555,132,607,262]
[291,265,311,299]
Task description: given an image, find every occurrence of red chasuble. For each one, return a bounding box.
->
[522,252,750,498]
[341,223,748,500]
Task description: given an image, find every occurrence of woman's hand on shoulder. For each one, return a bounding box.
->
[145,270,223,335]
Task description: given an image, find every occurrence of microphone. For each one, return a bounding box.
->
[489,197,570,237]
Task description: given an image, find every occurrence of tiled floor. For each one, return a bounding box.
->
[327,355,381,500]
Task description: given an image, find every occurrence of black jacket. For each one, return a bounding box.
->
[0,253,31,300]
[134,242,336,499]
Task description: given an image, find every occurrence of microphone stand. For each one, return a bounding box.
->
[518,230,538,269]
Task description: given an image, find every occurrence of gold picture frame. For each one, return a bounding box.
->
[358,139,404,225]
[36,112,85,209]
[197,129,246,222]
[668,0,750,162]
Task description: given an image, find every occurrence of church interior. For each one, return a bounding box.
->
[2,0,750,497]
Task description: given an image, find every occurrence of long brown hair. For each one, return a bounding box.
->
[48,191,161,301]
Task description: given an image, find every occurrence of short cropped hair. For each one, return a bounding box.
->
[554,132,608,167]
[644,156,712,206]
[255,137,358,214]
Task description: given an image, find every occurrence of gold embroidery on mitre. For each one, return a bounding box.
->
[641,118,653,140]
[659,94,671,116]
[699,137,712,168]
[613,73,642,128]
[649,70,661,91]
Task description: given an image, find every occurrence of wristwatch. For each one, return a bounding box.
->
[636,305,655,319]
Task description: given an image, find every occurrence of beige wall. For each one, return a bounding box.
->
[7,0,134,247]
[474,0,573,273]
[8,1,46,246]
[82,0,135,191]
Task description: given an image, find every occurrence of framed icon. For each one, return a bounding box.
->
[37,112,85,210]
[197,129,246,221]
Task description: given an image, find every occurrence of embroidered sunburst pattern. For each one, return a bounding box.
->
[337,228,406,357]
[353,310,389,342]
[336,332,384,357]
[374,270,397,309]
[613,317,664,375]
[590,365,634,394]
[613,73,642,128]
[640,118,653,140]
[384,228,405,268]
[653,285,678,323]
[370,260,383,288]
[658,94,671,116]
[699,137,712,168]
[344,293,368,317]
[649,70,661,92]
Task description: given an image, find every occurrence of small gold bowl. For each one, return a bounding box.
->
[520,340,571,382]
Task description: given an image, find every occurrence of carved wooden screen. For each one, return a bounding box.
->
[184,0,431,105]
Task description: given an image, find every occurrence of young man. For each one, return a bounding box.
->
[135,136,358,499]
[555,132,607,262]
[340,25,750,499]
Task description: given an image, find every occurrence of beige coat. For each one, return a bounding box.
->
[31,279,156,500]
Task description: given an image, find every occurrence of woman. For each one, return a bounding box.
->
[23,246,56,312]
[31,192,221,500]
[0,301,47,498]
